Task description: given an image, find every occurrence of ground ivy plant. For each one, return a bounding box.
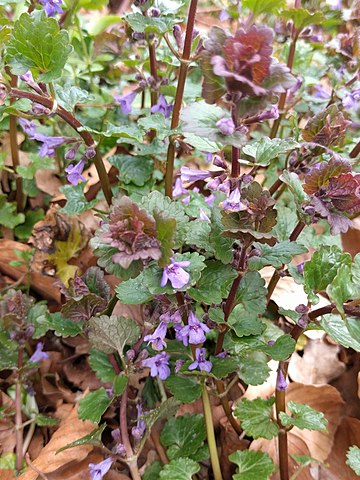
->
[0,0,360,479]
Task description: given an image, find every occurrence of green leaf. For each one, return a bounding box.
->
[327,265,355,315]
[113,375,127,396]
[229,450,277,480]
[261,334,296,361]
[141,191,189,248]
[279,170,308,206]
[143,252,206,295]
[304,246,352,303]
[17,154,54,180]
[183,133,221,152]
[210,357,240,379]
[188,261,237,305]
[54,84,92,111]
[33,311,83,338]
[6,11,72,81]
[242,0,286,16]
[100,123,144,142]
[35,414,59,426]
[154,210,176,267]
[159,458,200,480]
[60,183,97,215]
[0,194,25,229]
[243,137,299,167]
[346,446,360,475]
[234,397,279,440]
[228,304,266,337]
[237,355,271,386]
[248,241,307,271]
[92,243,143,280]
[0,332,18,370]
[282,8,324,30]
[56,425,106,454]
[320,314,360,352]
[15,209,44,240]
[186,220,212,252]
[78,389,113,423]
[0,453,16,470]
[143,461,164,480]
[181,101,245,148]
[125,12,177,35]
[165,376,202,403]
[89,349,115,383]
[88,315,140,355]
[209,206,234,264]
[108,154,154,186]
[143,397,180,431]
[160,414,206,461]
[115,273,152,305]
[138,113,172,141]
[279,401,327,431]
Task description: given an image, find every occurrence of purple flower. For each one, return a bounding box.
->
[161,258,190,289]
[328,0,342,10]
[179,311,209,346]
[222,188,247,212]
[175,359,185,373]
[143,321,167,351]
[65,143,80,161]
[29,342,49,363]
[276,369,288,391]
[312,85,331,99]
[216,117,235,135]
[89,457,113,480]
[114,91,137,115]
[188,348,212,372]
[19,118,37,137]
[141,352,170,380]
[180,166,211,183]
[255,106,279,122]
[150,95,173,119]
[173,178,188,197]
[40,0,63,16]
[36,134,67,157]
[199,208,210,221]
[131,404,146,440]
[342,88,360,110]
[205,194,216,207]
[31,103,51,115]
[219,9,230,22]
[65,159,86,185]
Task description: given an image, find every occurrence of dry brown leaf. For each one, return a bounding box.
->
[0,392,16,455]
[288,338,345,385]
[341,217,360,257]
[18,403,96,480]
[0,470,16,480]
[320,417,360,479]
[219,416,249,480]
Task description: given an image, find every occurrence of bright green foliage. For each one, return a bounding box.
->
[33,311,83,338]
[279,401,327,430]
[35,414,59,426]
[188,261,237,304]
[88,315,140,355]
[159,458,200,479]
[143,397,180,431]
[304,246,352,303]
[143,461,163,480]
[209,207,234,264]
[0,330,18,370]
[6,11,72,81]
[0,453,16,470]
[54,84,93,111]
[125,12,178,35]
[154,210,176,267]
[243,138,299,167]
[346,446,360,475]
[108,155,154,186]
[89,349,116,383]
[56,425,106,454]
[113,375,127,396]
[234,398,279,440]
[78,388,113,423]
[16,154,54,180]
[327,265,355,314]
[248,241,307,270]
[237,356,271,386]
[60,184,97,215]
[165,376,202,403]
[229,450,277,480]
[160,414,206,460]
[14,209,44,240]
[115,274,152,304]
[228,304,266,337]
[282,8,324,30]
[320,314,360,352]
[0,194,25,229]
[210,357,240,379]
[242,0,286,15]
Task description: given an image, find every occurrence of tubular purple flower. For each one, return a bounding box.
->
[199,208,210,221]
[150,95,173,118]
[342,88,360,110]
[219,9,230,22]
[19,118,37,138]
[131,404,146,440]
[65,143,80,161]
[141,351,170,380]
[114,91,137,115]
[89,457,113,480]
[31,103,51,115]
[143,321,168,351]
[180,166,211,183]
[188,348,212,372]
[40,0,63,16]
[179,311,209,346]
[312,85,331,99]
[161,258,191,289]
[173,178,188,197]
[205,193,216,207]
[255,106,279,122]
[29,342,49,363]
[222,188,247,212]
[216,117,236,135]
[175,359,185,373]
[65,159,86,185]
[276,369,288,391]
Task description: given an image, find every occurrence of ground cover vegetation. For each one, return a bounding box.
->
[0,0,360,479]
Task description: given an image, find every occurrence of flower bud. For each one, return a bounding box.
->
[295,304,308,314]
[173,25,184,49]
[85,145,96,159]
[126,349,136,363]
[151,8,160,17]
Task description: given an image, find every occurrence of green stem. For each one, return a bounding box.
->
[202,384,223,480]
[10,88,112,206]
[165,0,198,198]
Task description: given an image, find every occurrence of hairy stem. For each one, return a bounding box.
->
[202,384,223,480]
[231,146,240,178]
[15,346,24,473]
[266,222,305,304]
[148,41,158,107]
[120,388,141,480]
[9,88,112,206]
[165,0,198,198]
[275,387,289,480]
[6,70,24,212]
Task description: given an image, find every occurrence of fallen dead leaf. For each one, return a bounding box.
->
[341,217,360,257]
[18,402,97,480]
[0,392,16,455]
